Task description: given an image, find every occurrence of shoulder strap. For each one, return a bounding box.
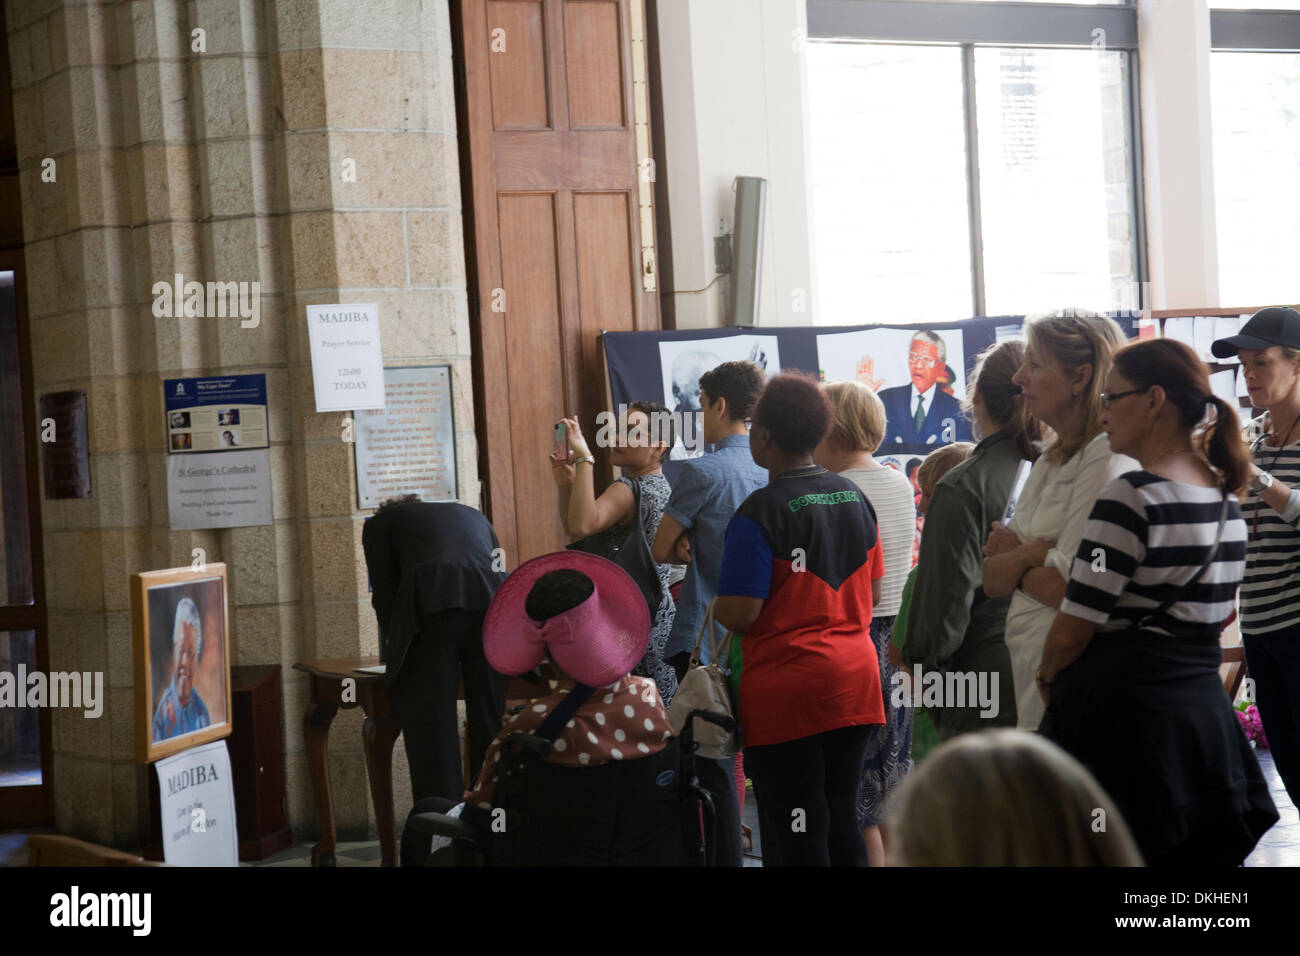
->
[627,475,643,525]
[1136,493,1229,630]
[534,684,596,742]
[691,601,717,663]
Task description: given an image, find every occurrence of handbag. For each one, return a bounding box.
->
[1042,493,1230,738]
[667,600,739,759]
[567,477,664,616]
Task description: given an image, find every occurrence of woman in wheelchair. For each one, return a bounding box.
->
[404,551,712,866]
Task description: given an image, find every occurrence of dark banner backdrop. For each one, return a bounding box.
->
[602,315,1142,483]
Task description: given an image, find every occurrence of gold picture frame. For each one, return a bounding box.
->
[131,564,232,763]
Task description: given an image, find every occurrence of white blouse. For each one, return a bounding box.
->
[840,465,917,618]
[1003,432,1137,730]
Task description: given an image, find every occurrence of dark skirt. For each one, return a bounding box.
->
[1041,629,1278,866]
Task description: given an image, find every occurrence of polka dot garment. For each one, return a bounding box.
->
[464,675,673,808]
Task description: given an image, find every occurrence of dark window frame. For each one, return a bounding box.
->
[1212,8,1300,52]
[806,0,1147,316]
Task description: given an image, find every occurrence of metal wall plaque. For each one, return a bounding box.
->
[38,390,91,499]
[354,366,457,509]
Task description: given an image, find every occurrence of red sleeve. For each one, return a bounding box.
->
[870,536,885,580]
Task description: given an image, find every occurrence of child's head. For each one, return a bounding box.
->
[915,442,975,514]
[889,730,1142,866]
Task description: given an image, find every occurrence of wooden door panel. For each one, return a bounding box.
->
[498,193,570,558]
[487,0,551,129]
[492,132,633,189]
[564,0,626,129]
[459,0,659,564]
[574,190,635,440]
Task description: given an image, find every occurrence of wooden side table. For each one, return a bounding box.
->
[294,656,537,867]
[294,657,400,867]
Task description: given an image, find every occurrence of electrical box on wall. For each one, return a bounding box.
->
[727,176,766,327]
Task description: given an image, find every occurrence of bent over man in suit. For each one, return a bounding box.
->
[877,330,972,454]
[362,495,507,804]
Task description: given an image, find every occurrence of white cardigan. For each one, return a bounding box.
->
[1003,432,1138,730]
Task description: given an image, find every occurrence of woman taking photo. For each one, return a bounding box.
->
[983,309,1135,731]
[814,380,916,866]
[715,373,885,867]
[900,340,1039,738]
[1039,338,1278,866]
[551,402,678,703]
[1212,306,1300,813]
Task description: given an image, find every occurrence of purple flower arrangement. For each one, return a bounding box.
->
[1236,702,1268,749]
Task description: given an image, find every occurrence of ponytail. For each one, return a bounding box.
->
[966,340,1043,462]
[1202,395,1251,495]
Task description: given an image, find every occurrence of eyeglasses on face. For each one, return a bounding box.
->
[908,353,938,369]
[1100,387,1149,409]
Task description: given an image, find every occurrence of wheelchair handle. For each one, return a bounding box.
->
[685,709,735,733]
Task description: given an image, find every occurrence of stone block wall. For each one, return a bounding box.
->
[4,0,475,846]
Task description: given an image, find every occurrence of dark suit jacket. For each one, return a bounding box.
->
[878,384,972,455]
[361,501,506,680]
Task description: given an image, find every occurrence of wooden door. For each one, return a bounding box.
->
[455,0,661,565]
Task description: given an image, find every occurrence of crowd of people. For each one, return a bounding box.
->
[366,304,1300,867]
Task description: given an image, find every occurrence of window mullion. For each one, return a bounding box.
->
[962,43,987,318]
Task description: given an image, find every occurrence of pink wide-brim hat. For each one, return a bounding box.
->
[483,551,651,688]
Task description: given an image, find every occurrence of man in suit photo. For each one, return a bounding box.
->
[877,330,972,454]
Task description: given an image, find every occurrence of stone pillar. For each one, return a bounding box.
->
[5,0,474,847]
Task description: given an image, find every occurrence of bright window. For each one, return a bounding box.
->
[808,44,973,324]
[976,48,1138,315]
[1211,52,1300,306]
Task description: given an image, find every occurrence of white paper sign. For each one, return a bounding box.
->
[1164,316,1196,349]
[1193,317,1216,362]
[167,449,273,530]
[354,366,458,508]
[155,740,239,866]
[1214,317,1242,363]
[306,303,385,411]
[1210,369,1237,407]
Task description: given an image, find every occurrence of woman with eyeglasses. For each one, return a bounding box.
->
[1037,338,1278,866]
[982,309,1137,732]
[1211,306,1300,815]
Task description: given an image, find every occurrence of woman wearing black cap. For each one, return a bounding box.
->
[1039,338,1277,866]
[1213,305,1300,814]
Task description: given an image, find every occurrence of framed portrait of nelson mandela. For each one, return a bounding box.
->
[131,564,232,762]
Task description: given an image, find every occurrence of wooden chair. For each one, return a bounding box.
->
[26,834,165,867]
[1221,644,1247,700]
[1220,612,1247,701]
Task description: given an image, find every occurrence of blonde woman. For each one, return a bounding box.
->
[982,309,1136,731]
[888,729,1143,866]
[814,380,916,866]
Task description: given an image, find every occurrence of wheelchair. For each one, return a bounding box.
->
[402,708,735,866]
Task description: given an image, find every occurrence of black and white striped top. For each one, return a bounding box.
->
[1060,472,1245,639]
[1242,415,1300,634]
